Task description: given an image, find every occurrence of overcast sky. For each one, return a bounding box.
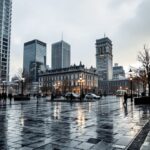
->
[10,0,150,77]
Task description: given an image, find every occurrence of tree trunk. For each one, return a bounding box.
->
[149,83,150,97]
[148,72,150,97]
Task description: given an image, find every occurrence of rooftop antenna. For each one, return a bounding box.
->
[61,32,63,41]
[104,33,106,38]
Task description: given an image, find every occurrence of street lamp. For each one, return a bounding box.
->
[2,81,6,93]
[129,69,133,102]
[2,82,5,93]
[21,78,25,96]
[78,76,84,100]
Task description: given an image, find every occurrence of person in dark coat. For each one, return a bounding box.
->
[51,93,54,101]
[3,92,7,104]
[123,92,128,105]
[0,93,2,103]
[70,93,73,102]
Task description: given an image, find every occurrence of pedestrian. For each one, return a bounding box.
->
[104,91,107,97]
[3,92,7,105]
[51,92,54,101]
[123,92,128,106]
[8,93,12,104]
[70,93,73,102]
[0,93,1,100]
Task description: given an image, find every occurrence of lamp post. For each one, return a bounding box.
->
[2,82,5,93]
[57,82,60,95]
[2,81,6,93]
[129,69,133,103]
[78,76,84,100]
[21,78,25,96]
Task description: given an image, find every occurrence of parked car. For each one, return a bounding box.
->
[65,92,80,99]
[85,93,101,99]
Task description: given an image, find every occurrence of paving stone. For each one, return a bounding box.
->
[87,138,101,144]
[0,96,150,149]
[75,142,94,149]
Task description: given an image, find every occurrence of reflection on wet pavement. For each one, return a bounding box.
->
[0,96,150,150]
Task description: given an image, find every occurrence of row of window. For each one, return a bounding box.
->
[100,81,128,86]
[40,80,97,87]
[40,73,96,82]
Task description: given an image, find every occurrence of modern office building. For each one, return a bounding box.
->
[23,39,47,82]
[96,37,113,81]
[39,63,98,95]
[0,0,12,81]
[52,40,70,69]
[113,63,125,80]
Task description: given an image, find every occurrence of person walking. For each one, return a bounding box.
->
[3,92,7,105]
[51,92,54,101]
[70,93,73,102]
[0,93,1,101]
[123,92,128,106]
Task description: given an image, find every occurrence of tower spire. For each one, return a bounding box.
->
[104,33,106,38]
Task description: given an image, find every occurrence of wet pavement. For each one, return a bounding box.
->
[0,96,150,150]
[140,131,150,150]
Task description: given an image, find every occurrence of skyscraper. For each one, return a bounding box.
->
[0,0,12,81]
[52,40,70,69]
[23,40,47,82]
[96,37,113,80]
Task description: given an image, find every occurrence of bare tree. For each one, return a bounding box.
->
[13,68,32,94]
[138,45,150,96]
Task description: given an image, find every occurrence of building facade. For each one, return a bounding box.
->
[96,37,113,81]
[99,78,143,95]
[52,40,70,69]
[23,39,47,82]
[99,79,129,95]
[0,0,12,81]
[39,63,98,95]
[113,63,125,80]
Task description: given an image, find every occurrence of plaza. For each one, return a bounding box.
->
[0,96,150,150]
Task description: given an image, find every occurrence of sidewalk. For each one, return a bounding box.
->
[0,96,150,150]
[140,131,150,150]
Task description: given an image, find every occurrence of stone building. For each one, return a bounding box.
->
[113,63,125,80]
[39,63,98,95]
[96,37,113,81]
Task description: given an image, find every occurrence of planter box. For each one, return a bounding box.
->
[134,97,150,105]
[14,95,30,101]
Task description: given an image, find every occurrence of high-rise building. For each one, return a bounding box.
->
[52,40,70,69]
[0,0,12,81]
[113,63,125,80]
[96,37,113,80]
[23,40,47,82]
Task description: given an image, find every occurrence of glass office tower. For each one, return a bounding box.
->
[52,40,70,69]
[23,40,47,82]
[0,0,12,81]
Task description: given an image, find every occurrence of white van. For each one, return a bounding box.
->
[116,90,127,96]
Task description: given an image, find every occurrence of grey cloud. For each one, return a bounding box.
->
[109,0,138,9]
[113,0,150,67]
[10,0,149,76]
